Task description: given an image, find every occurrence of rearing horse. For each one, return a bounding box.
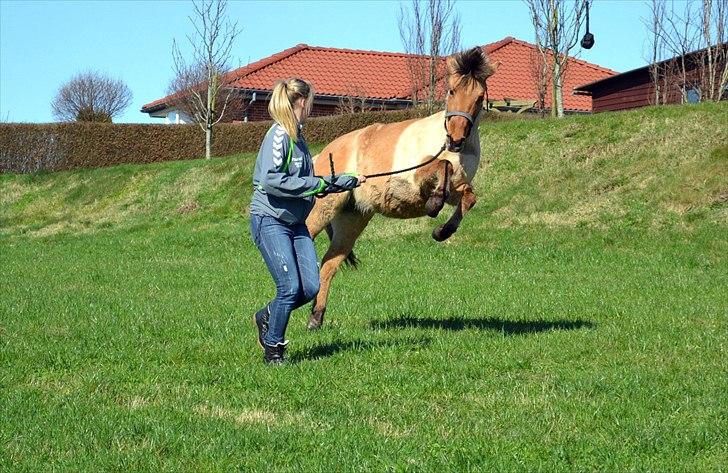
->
[306,47,494,329]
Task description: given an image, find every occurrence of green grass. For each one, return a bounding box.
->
[1,103,727,471]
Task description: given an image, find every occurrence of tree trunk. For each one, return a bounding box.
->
[551,57,559,117]
[206,73,213,160]
[428,55,437,114]
[206,125,212,160]
[549,0,558,117]
[555,60,564,117]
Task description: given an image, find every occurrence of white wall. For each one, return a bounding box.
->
[164,109,193,125]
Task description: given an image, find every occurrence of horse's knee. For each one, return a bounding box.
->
[424,160,453,218]
[462,190,476,210]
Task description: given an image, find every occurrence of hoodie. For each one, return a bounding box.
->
[250,123,358,224]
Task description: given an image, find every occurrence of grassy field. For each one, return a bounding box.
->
[1,103,727,471]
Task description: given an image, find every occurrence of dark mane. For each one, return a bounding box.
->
[448,47,494,86]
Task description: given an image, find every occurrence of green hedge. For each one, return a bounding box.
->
[0,109,431,174]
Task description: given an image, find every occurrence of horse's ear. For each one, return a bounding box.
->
[487,60,500,77]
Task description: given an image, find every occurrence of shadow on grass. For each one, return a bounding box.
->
[369,316,595,335]
[290,336,431,363]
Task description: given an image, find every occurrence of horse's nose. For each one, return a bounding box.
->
[448,138,464,152]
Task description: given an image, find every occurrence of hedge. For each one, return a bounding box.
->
[0,109,431,174]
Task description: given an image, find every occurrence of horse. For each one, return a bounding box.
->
[305,47,494,330]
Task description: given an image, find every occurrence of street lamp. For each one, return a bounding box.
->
[581,0,595,49]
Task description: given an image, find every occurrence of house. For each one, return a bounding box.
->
[141,37,617,123]
[574,44,727,113]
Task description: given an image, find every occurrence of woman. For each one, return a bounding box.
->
[250,78,365,364]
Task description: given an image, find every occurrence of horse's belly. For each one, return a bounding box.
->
[362,177,429,219]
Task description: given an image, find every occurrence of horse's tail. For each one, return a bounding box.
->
[325,223,359,269]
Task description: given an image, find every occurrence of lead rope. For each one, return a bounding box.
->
[362,144,447,179]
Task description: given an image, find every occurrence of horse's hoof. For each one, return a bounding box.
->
[432,224,456,242]
[308,308,325,330]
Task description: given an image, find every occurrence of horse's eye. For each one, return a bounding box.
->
[448,90,454,96]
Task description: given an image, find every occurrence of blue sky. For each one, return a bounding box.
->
[0,0,653,124]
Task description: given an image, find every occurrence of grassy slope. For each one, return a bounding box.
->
[1,103,727,471]
[2,102,726,237]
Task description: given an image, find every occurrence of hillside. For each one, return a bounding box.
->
[1,102,726,238]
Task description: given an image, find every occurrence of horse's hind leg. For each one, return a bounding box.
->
[432,183,477,242]
[414,159,453,218]
[308,210,372,330]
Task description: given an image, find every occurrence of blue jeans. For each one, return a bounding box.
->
[250,214,320,345]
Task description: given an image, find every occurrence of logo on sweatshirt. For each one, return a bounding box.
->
[272,127,285,167]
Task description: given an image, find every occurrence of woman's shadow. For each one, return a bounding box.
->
[290,336,431,363]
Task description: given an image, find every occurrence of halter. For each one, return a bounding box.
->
[444,110,477,126]
[444,80,488,145]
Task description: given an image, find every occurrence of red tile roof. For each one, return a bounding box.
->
[142,37,617,114]
[485,37,618,112]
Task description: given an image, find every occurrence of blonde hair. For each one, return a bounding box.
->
[268,78,314,141]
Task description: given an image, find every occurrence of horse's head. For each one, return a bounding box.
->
[444,47,494,152]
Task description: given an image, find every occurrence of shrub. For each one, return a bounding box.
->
[0,109,431,174]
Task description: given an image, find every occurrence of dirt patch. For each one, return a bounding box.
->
[127,396,151,410]
[367,417,411,438]
[177,202,199,214]
[194,404,278,425]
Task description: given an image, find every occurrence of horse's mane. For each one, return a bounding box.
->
[447,47,494,87]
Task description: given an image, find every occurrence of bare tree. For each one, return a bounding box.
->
[336,84,372,114]
[398,0,461,113]
[698,0,728,101]
[525,0,586,117]
[530,47,550,115]
[170,0,240,159]
[645,0,668,104]
[662,0,701,101]
[644,0,727,105]
[51,71,132,122]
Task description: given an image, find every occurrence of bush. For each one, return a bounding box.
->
[76,107,112,123]
[0,109,430,174]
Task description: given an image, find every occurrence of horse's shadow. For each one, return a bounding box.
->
[290,336,431,363]
[369,315,595,335]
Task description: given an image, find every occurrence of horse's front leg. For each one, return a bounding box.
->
[414,159,453,218]
[432,183,477,242]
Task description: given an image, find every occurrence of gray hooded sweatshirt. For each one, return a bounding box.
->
[250,123,358,225]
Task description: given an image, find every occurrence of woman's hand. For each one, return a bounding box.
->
[356,175,367,186]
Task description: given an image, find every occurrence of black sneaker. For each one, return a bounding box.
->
[264,341,288,364]
[254,306,270,349]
